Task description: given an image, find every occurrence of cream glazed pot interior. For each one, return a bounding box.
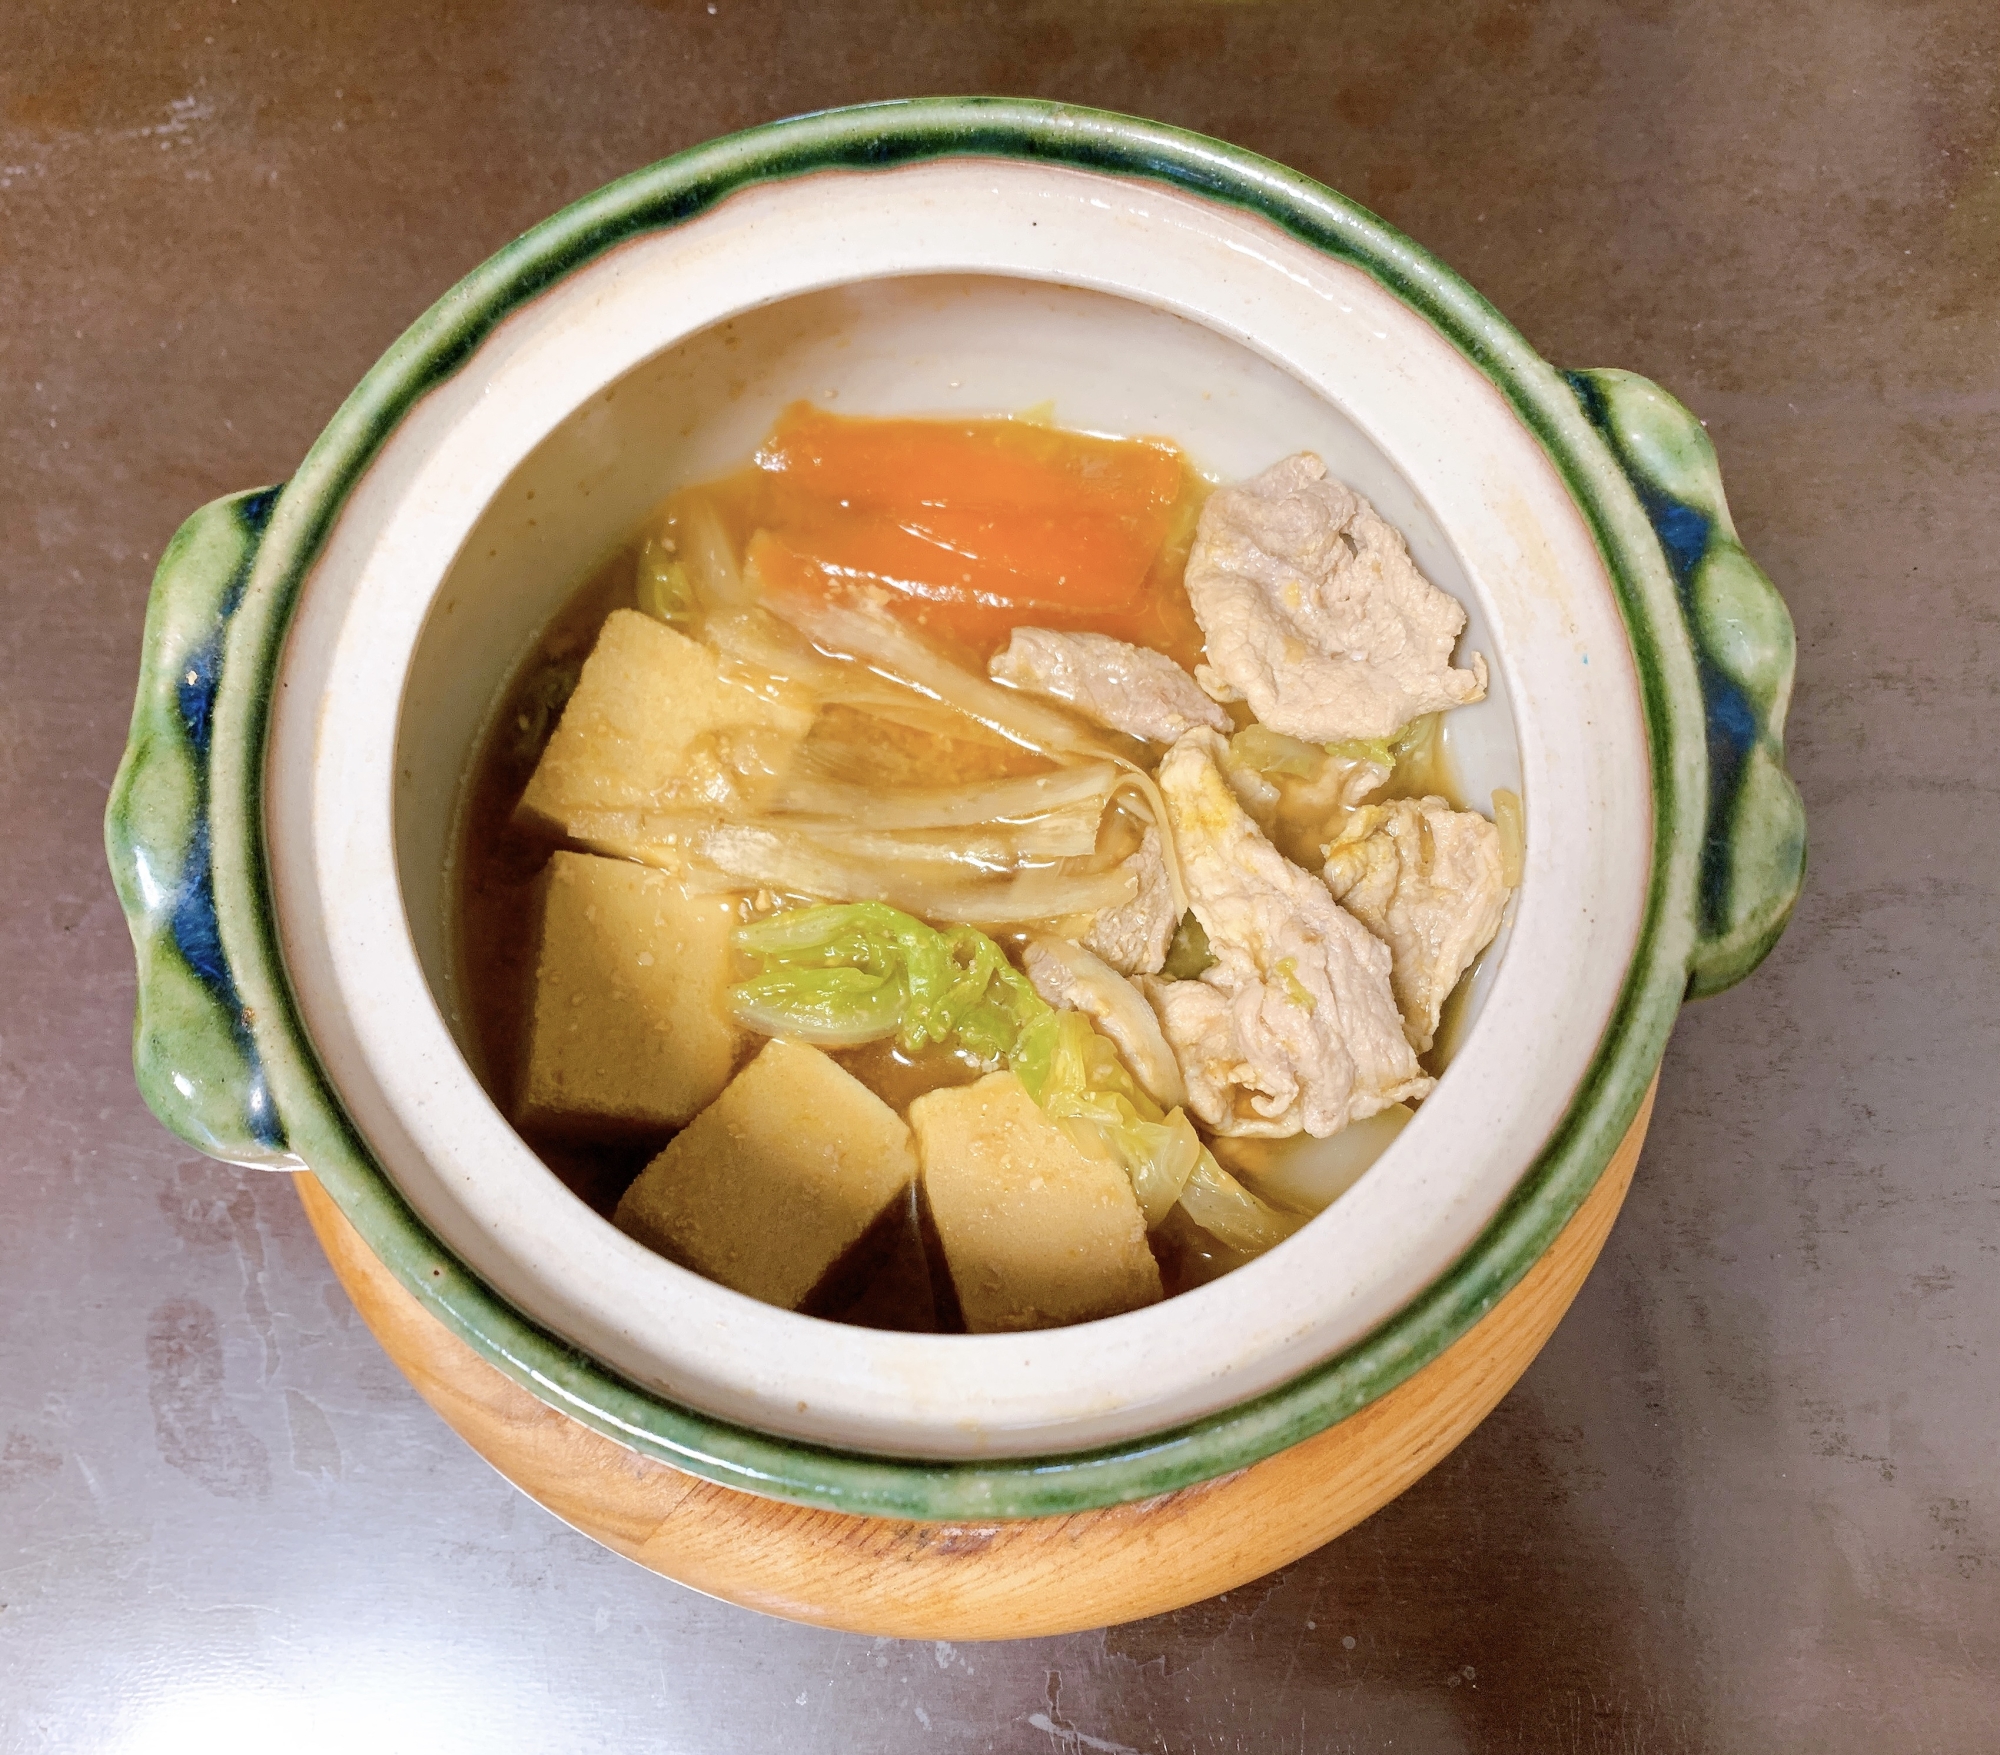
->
[263,159,1650,1461]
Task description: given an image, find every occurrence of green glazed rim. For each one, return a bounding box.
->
[106,98,1804,1521]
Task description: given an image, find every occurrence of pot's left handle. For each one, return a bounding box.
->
[105,486,303,1169]
[1566,369,1808,999]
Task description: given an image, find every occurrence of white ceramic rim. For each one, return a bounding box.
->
[264,159,1651,1460]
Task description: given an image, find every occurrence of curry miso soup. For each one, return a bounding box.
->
[453,403,1518,1335]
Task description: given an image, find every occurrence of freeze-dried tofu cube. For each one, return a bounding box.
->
[520,851,744,1132]
[614,1038,918,1310]
[910,1072,1162,1333]
[519,609,813,828]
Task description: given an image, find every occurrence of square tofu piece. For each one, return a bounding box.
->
[910,1072,1162,1334]
[520,851,745,1132]
[519,609,813,828]
[614,1039,918,1310]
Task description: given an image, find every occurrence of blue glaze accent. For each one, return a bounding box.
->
[107,485,290,1161]
[1646,496,1713,583]
[176,639,219,758]
[165,816,281,1150]
[1562,368,1806,992]
[1613,464,1756,938]
[169,818,230,992]
[160,495,286,1147]
[177,492,286,1150]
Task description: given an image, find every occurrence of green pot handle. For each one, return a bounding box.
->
[1566,369,1808,997]
[105,487,302,1168]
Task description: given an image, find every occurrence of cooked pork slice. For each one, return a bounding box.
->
[1143,730,1432,1137]
[1219,756,1282,835]
[1081,825,1177,976]
[989,628,1232,743]
[1185,453,1486,742]
[1323,796,1510,1053]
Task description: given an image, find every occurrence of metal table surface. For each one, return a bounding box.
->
[4,2,1995,1749]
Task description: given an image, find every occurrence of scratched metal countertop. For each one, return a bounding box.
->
[4,3,1995,1749]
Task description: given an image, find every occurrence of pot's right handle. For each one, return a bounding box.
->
[105,486,301,1168]
[1566,369,1807,998]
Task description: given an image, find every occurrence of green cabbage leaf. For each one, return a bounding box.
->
[729,902,1303,1252]
[729,901,1045,1061]
[1012,1009,1202,1226]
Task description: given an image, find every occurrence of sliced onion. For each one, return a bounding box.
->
[768,594,1118,759]
[1212,1104,1412,1217]
[1176,1153,1307,1255]
[770,763,1120,828]
[669,489,755,616]
[566,812,1141,926]
[760,593,1190,915]
[1021,935,1188,1110]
